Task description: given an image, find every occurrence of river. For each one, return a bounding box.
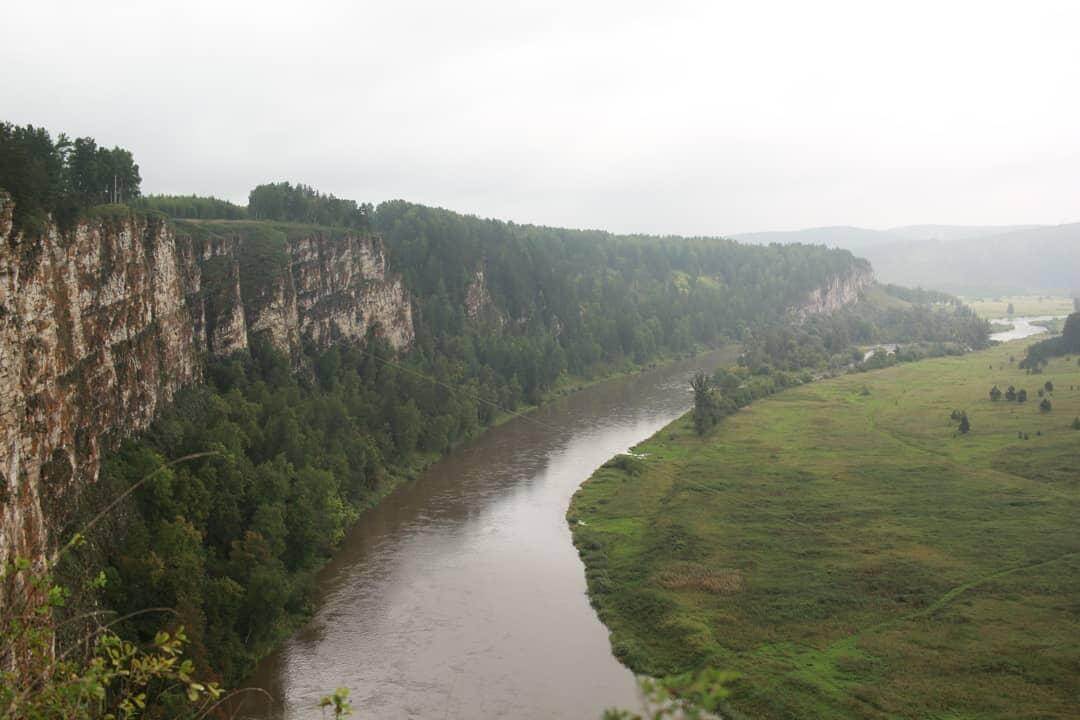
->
[989,315,1068,343]
[242,348,736,719]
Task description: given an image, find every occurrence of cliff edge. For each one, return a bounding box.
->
[0,197,413,570]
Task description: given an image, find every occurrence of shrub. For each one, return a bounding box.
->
[0,555,223,720]
[604,454,646,477]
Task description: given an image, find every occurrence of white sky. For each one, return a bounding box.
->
[2,0,1078,235]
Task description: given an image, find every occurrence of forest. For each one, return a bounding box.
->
[67,337,494,684]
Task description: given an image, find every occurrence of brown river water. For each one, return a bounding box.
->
[242,348,734,719]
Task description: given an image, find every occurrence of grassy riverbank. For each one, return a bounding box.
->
[569,341,1080,719]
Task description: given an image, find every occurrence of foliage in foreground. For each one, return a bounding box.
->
[0,551,223,720]
[2,455,359,720]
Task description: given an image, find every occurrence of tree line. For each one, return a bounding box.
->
[0,121,140,232]
[132,183,374,229]
[373,200,865,385]
[1022,312,1080,368]
[737,286,991,375]
[248,181,372,229]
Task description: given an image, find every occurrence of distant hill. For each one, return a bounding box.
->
[886,224,1044,243]
[734,223,1079,295]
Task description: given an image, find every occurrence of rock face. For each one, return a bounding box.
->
[287,232,414,354]
[0,198,413,572]
[188,224,415,361]
[793,262,875,317]
[463,266,505,328]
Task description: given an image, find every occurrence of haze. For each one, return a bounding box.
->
[3,0,1078,235]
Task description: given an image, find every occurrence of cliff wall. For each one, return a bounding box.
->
[793,262,875,318]
[0,199,413,570]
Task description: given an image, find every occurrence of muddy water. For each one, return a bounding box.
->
[243,349,735,719]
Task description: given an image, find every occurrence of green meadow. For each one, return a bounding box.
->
[964,295,1075,319]
[570,341,1080,719]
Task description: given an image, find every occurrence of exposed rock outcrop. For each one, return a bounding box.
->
[0,201,200,569]
[0,199,413,572]
[793,262,874,317]
[287,232,413,353]
[464,265,505,328]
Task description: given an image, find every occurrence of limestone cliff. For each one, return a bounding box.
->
[793,262,875,318]
[463,265,506,329]
[183,222,414,360]
[0,198,413,570]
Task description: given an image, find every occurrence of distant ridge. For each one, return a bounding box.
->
[733,226,898,252]
[734,223,1079,295]
[886,224,1044,243]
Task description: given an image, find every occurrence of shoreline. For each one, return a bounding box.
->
[237,343,733,690]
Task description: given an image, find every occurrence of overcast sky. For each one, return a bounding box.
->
[3,0,1078,235]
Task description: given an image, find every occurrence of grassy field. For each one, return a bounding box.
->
[570,341,1080,719]
[964,295,1075,319]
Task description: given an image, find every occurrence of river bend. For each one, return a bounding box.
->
[245,349,734,719]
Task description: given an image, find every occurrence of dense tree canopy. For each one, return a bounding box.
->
[74,337,495,684]
[248,181,372,229]
[0,121,140,232]
[373,200,866,385]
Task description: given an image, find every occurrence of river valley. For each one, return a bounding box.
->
[243,349,736,718]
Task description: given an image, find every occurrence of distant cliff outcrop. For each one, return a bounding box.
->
[0,196,413,569]
[793,262,875,318]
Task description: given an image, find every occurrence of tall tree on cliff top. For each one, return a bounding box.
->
[0,122,64,230]
[0,121,140,231]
